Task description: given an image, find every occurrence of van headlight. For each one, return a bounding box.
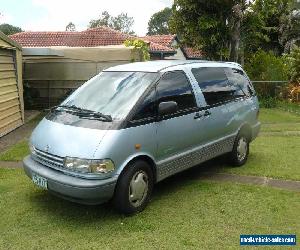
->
[63,157,115,174]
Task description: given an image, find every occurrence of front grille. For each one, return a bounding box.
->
[32,148,64,170]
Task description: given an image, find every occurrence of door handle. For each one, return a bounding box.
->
[194,112,203,119]
[204,110,211,116]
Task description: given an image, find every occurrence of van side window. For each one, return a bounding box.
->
[192,67,233,106]
[157,71,197,112]
[224,68,254,96]
[132,87,156,121]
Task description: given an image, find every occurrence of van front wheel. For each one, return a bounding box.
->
[229,134,249,166]
[113,160,153,215]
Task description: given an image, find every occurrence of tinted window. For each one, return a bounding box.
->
[224,68,253,96]
[132,87,156,121]
[157,71,196,112]
[192,67,234,106]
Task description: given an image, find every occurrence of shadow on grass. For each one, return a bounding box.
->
[27,156,228,222]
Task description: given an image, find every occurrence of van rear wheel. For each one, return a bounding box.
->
[113,160,153,215]
[229,133,249,166]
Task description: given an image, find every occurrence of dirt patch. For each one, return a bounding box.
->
[0,161,23,168]
[0,110,42,153]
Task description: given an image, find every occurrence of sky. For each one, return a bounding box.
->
[0,0,173,36]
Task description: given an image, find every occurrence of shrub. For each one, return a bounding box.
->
[245,50,289,81]
[124,39,150,62]
[286,46,300,84]
[259,97,278,108]
[245,51,289,104]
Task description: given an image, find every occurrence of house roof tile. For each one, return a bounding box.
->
[9,27,175,53]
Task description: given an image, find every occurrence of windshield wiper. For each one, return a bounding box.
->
[78,112,112,122]
[51,105,112,122]
[51,104,85,112]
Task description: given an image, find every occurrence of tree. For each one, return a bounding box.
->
[89,11,110,28]
[0,23,22,35]
[251,0,300,55]
[65,22,76,31]
[89,11,135,34]
[147,7,172,35]
[169,0,300,62]
[111,13,135,35]
[279,0,300,53]
[170,0,252,61]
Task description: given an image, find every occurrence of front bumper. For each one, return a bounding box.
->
[23,155,118,205]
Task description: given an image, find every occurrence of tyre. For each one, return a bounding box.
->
[113,160,154,215]
[229,133,250,167]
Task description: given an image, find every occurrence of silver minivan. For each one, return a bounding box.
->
[23,60,260,214]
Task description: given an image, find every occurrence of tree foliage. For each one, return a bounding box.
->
[245,50,289,81]
[251,0,300,55]
[0,23,22,35]
[124,39,150,61]
[147,7,172,35]
[65,22,76,31]
[169,0,300,61]
[89,11,135,35]
[170,0,252,61]
[286,46,300,83]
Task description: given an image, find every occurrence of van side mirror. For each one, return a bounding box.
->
[158,101,178,116]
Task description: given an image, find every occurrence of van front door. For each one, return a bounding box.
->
[155,71,203,179]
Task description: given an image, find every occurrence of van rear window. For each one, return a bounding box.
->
[192,67,234,106]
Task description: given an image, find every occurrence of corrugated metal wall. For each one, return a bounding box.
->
[0,48,23,137]
[23,46,141,109]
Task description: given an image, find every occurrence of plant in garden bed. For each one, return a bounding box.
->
[124,39,150,62]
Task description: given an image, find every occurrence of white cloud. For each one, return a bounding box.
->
[23,0,173,35]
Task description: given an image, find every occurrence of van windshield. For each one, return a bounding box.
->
[63,71,159,120]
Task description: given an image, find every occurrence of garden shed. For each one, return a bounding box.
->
[0,32,23,137]
[22,45,141,109]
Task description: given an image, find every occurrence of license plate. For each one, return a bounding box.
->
[32,173,48,189]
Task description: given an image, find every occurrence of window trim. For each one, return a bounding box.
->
[127,70,199,127]
[192,67,252,108]
[156,70,198,115]
[223,67,256,98]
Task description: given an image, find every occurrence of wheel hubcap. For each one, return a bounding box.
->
[129,171,149,207]
[237,137,248,162]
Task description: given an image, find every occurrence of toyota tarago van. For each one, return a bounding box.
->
[23,60,260,214]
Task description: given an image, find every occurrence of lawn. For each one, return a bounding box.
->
[259,108,300,124]
[0,168,299,250]
[0,140,30,161]
[220,135,300,180]
[0,108,299,249]
[219,108,300,180]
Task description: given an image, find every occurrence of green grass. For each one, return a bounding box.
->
[0,168,299,250]
[220,135,300,181]
[259,108,300,133]
[277,101,300,115]
[261,122,300,132]
[0,140,30,161]
[219,108,300,180]
[259,108,300,124]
